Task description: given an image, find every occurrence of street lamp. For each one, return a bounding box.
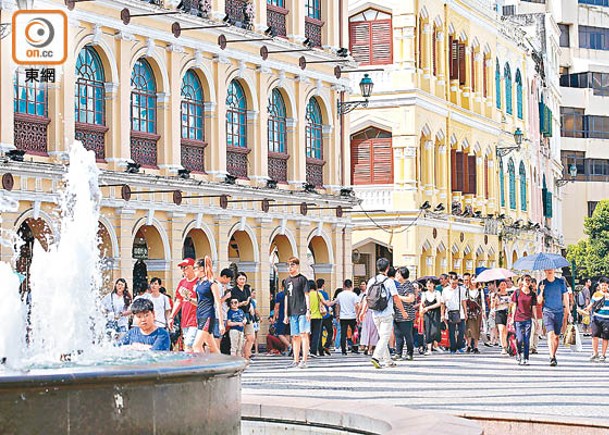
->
[556,163,578,187]
[496,128,524,158]
[337,74,374,115]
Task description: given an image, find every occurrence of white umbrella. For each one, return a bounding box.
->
[475,268,516,283]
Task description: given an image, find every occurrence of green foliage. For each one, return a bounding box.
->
[567,200,609,277]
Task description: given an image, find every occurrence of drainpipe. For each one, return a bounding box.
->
[340,0,347,286]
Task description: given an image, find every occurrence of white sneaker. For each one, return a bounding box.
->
[522,359,529,366]
[424,350,432,356]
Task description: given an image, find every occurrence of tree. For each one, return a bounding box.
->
[567,200,609,278]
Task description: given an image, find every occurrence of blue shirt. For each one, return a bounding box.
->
[541,278,567,313]
[227,308,246,332]
[274,291,286,324]
[196,279,215,321]
[119,327,170,351]
[320,290,331,319]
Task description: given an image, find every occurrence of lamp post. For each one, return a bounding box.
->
[496,128,524,159]
[337,74,374,115]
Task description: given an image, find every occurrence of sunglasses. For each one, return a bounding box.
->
[288,263,297,267]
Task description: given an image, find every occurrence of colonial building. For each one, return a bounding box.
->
[346,0,563,280]
[0,0,356,333]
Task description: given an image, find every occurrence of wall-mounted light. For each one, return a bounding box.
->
[177,168,191,179]
[555,163,577,187]
[496,128,524,158]
[420,201,431,210]
[6,150,25,162]
[266,179,278,189]
[337,74,374,115]
[303,182,317,194]
[125,161,141,174]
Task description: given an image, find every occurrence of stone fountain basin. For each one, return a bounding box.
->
[0,353,246,435]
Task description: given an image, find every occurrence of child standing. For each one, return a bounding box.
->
[227,298,246,357]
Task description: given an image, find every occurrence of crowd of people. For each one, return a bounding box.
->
[100,254,609,369]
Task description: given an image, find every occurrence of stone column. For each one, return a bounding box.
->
[255,216,272,342]
[117,208,136,284]
[254,67,270,184]
[215,214,232,270]
[161,44,183,174]
[285,0,305,43]
[210,58,231,180]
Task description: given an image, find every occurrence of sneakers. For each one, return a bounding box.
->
[286,361,299,369]
[391,354,402,361]
[424,350,432,356]
[590,354,599,362]
[516,353,522,363]
[522,359,529,366]
[371,358,382,369]
[518,358,524,366]
[457,348,465,354]
[298,361,308,369]
[472,348,480,354]
[385,360,397,368]
[466,346,471,353]
[404,354,414,361]
[309,353,319,359]
[483,342,492,348]
[599,355,606,362]
[550,357,557,367]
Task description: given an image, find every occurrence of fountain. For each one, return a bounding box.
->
[0,142,245,434]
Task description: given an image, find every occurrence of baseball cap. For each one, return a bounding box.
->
[178,258,195,267]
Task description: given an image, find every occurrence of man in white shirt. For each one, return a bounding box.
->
[136,277,171,328]
[442,273,468,353]
[359,258,407,369]
[335,279,360,355]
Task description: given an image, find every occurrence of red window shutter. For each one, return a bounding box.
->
[471,50,476,92]
[349,22,371,65]
[451,148,457,191]
[432,29,437,76]
[351,139,371,184]
[371,20,393,65]
[449,37,458,80]
[455,151,464,192]
[371,138,393,184]
[458,44,466,86]
[467,155,477,194]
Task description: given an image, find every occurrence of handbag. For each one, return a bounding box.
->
[563,324,576,346]
[448,310,461,324]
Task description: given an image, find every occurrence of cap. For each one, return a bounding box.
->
[178,258,195,268]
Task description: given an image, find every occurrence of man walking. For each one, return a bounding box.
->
[335,279,360,355]
[538,269,569,366]
[359,258,408,369]
[442,273,468,354]
[578,279,592,335]
[393,266,415,361]
[169,258,198,351]
[283,257,311,369]
[317,278,333,355]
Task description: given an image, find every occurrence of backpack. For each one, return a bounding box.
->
[577,291,586,308]
[367,277,389,311]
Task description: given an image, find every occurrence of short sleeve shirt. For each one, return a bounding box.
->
[511,289,537,322]
[119,327,170,351]
[285,274,310,316]
[442,286,467,319]
[336,291,359,320]
[174,277,198,328]
[395,280,415,322]
[541,278,567,313]
[367,274,398,319]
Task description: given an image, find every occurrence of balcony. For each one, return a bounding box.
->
[305,16,323,47]
[225,0,254,29]
[306,158,324,187]
[181,139,207,173]
[268,152,288,183]
[178,0,211,17]
[14,114,50,155]
[267,4,287,38]
[130,131,160,167]
[75,123,108,161]
[353,185,393,210]
[227,146,249,179]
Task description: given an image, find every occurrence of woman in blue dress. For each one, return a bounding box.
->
[192,256,225,353]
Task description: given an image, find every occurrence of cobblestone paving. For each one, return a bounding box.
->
[243,338,608,424]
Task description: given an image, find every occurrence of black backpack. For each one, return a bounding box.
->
[367,277,389,311]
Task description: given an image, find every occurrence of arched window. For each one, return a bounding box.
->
[351,127,392,184]
[349,9,393,66]
[131,59,157,134]
[515,69,523,119]
[181,70,204,142]
[226,80,247,148]
[505,63,512,115]
[519,161,527,211]
[495,58,501,109]
[499,161,505,207]
[181,70,205,173]
[306,98,324,187]
[75,46,105,126]
[508,158,516,210]
[14,69,49,154]
[268,88,288,183]
[268,88,286,153]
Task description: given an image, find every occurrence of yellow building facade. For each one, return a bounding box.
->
[0,0,356,335]
[347,0,558,280]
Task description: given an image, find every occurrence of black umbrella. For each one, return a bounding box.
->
[417,275,439,285]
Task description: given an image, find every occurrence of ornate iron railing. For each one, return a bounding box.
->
[225,0,254,29]
[178,0,211,17]
[75,123,108,161]
[306,158,324,187]
[227,146,249,178]
[14,114,50,155]
[181,139,207,173]
[130,131,160,167]
[268,152,288,183]
[267,4,288,38]
[305,16,323,47]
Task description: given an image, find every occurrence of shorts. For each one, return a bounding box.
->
[495,310,508,326]
[183,326,198,348]
[244,322,255,336]
[197,316,220,338]
[592,319,609,340]
[289,314,310,335]
[542,310,564,335]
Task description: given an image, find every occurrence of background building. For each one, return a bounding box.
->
[347,0,563,280]
[0,0,356,336]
